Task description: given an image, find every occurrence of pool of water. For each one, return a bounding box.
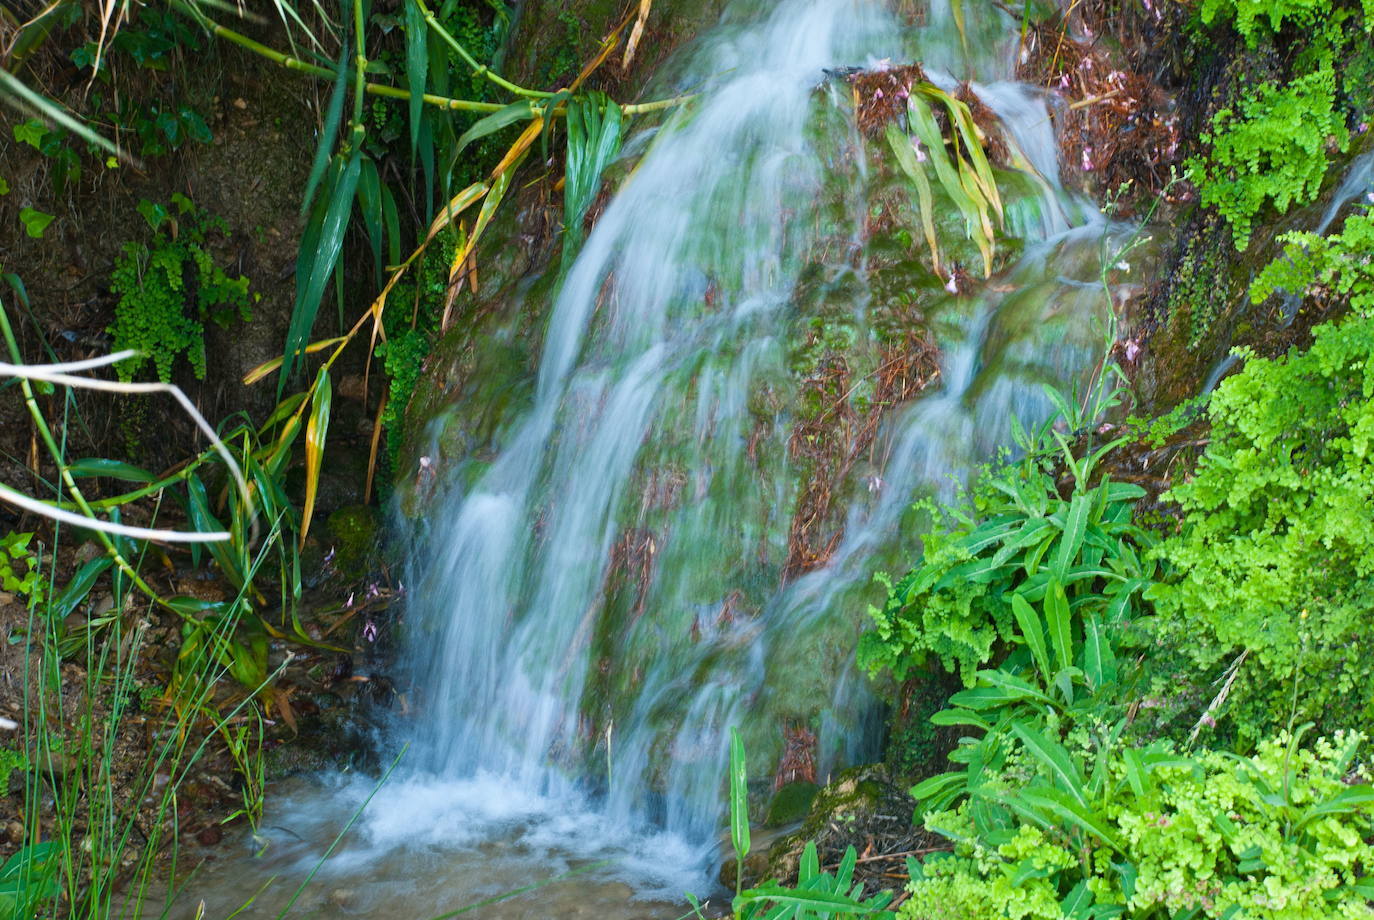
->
[159,774,716,920]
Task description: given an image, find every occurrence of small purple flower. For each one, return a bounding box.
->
[363,619,379,642]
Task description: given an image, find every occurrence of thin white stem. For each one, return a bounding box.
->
[0,482,229,542]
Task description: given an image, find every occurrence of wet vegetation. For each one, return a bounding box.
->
[0,0,1372,917]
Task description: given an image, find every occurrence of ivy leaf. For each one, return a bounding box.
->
[13,119,48,148]
[19,208,54,238]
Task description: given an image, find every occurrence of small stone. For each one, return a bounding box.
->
[5,821,23,844]
[327,888,355,908]
[196,825,223,846]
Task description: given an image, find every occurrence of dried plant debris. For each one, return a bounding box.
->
[1019,19,1182,209]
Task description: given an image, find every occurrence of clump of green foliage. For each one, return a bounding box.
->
[374,235,452,483]
[1251,208,1374,314]
[1147,307,1374,741]
[70,6,212,158]
[1199,0,1366,44]
[0,531,47,603]
[0,745,28,790]
[1187,66,1347,252]
[108,195,252,382]
[1188,0,1370,251]
[858,406,1157,685]
[902,731,1374,920]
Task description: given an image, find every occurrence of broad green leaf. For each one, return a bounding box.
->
[1010,593,1052,684]
[283,148,361,389]
[19,207,53,238]
[1012,785,1125,852]
[49,556,113,620]
[1082,614,1116,689]
[65,457,157,482]
[1053,493,1090,580]
[799,841,818,883]
[300,46,350,217]
[457,100,534,154]
[404,0,427,155]
[885,120,941,274]
[730,727,750,863]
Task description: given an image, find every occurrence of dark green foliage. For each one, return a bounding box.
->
[108,196,252,383]
[1148,309,1374,741]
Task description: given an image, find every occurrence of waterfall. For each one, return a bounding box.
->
[398,0,1139,875]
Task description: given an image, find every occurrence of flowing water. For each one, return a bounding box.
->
[167,1,1154,916]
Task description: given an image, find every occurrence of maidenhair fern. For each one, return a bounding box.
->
[108,197,252,382]
[1251,209,1374,314]
[1187,66,1347,251]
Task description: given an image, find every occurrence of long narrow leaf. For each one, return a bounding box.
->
[1045,579,1072,674]
[300,369,332,547]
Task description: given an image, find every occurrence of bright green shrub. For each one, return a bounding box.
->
[902,732,1374,920]
[1148,310,1374,740]
[1251,209,1374,315]
[108,196,251,382]
[1199,0,1370,44]
[1187,66,1348,251]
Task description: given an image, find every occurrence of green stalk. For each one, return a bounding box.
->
[169,0,505,113]
[172,0,690,118]
[412,0,554,99]
[0,303,178,615]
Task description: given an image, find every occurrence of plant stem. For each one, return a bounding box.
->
[172,0,690,118]
[412,0,554,99]
[169,1,504,113]
[0,303,178,615]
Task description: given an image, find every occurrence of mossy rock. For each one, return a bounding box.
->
[325,505,380,579]
[765,780,820,827]
[766,764,894,882]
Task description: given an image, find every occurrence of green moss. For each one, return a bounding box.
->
[325,505,380,579]
[764,780,820,827]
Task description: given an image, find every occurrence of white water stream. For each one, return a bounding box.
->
[167,1,1148,916]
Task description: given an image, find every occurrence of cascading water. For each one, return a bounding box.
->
[167,1,1155,916]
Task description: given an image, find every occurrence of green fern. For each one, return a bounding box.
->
[1187,66,1348,251]
[108,199,252,382]
[1251,208,1374,314]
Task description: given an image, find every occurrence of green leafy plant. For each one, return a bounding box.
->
[0,531,47,603]
[1251,208,1374,315]
[1198,0,1367,44]
[706,728,897,920]
[0,745,28,790]
[859,398,1157,685]
[1187,65,1348,251]
[1147,309,1374,741]
[108,195,252,382]
[885,83,1004,278]
[902,731,1374,920]
[0,842,60,920]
